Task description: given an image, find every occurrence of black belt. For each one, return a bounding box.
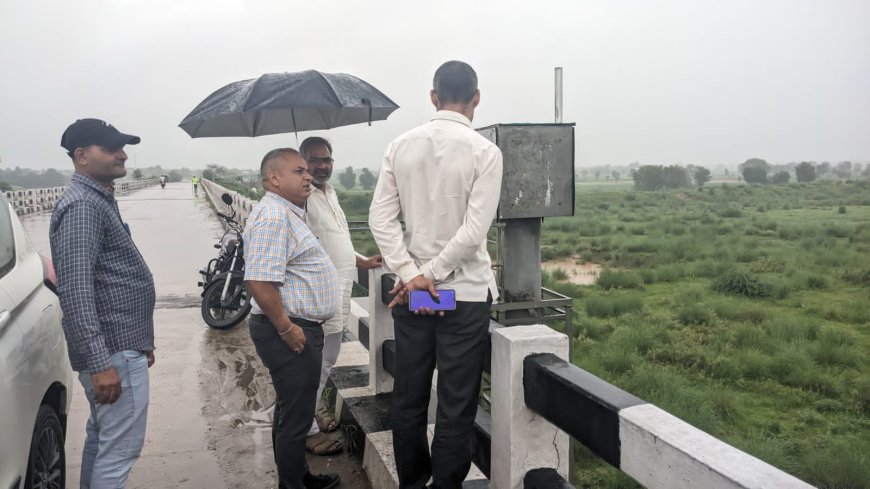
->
[249,314,323,327]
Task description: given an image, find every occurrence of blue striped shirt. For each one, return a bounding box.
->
[49,173,155,373]
[244,192,339,321]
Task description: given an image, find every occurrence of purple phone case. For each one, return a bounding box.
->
[409,289,456,311]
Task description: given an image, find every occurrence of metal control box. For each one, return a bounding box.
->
[477,123,575,219]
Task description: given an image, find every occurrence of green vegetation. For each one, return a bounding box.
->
[335,179,870,488]
[541,180,870,489]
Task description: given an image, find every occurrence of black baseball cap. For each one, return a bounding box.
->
[60,118,141,153]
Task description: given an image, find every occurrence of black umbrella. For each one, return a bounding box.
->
[179,70,399,138]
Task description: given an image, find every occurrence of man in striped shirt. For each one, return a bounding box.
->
[243,148,341,489]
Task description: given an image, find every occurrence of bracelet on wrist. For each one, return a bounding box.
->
[278,324,296,336]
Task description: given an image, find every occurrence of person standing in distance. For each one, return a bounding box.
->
[300,136,382,455]
[50,118,156,489]
[369,61,503,489]
[243,148,341,489]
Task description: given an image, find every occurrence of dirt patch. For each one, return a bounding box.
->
[542,257,603,285]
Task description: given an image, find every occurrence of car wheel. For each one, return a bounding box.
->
[24,405,65,489]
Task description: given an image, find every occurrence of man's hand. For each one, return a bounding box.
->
[387,279,407,308]
[358,255,383,270]
[279,322,306,353]
[92,367,122,404]
[145,350,155,368]
[395,275,444,316]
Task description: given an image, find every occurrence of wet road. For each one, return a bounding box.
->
[23,182,371,488]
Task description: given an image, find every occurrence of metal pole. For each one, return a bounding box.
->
[555,67,563,123]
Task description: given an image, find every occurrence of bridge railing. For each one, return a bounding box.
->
[353,269,815,489]
[6,179,159,216]
[200,178,257,227]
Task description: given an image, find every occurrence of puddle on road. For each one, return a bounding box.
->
[542,257,603,285]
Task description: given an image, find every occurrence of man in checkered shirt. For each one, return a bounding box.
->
[50,118,155,489]
[244,148,341,489]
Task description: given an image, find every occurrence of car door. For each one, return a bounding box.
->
[0,198,32,488]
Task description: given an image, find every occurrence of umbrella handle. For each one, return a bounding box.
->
[362,98,372,126]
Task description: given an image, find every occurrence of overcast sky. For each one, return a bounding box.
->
[1,0,868,171]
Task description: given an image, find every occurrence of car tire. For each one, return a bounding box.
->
[24,405,65,489]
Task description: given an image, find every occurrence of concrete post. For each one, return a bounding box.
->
[491,325,570,489]
[367,266,395,393]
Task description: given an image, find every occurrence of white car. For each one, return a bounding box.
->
[0,193,72,489]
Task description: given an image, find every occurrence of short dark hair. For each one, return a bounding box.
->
[433,61,478,104]
[299,137,332,160]
[260,148,300,180]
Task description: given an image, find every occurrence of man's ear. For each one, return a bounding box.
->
[430,89,440,110]
[74,147,87,166]
[471,89,480,108]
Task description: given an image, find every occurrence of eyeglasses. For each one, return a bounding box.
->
[307,157,334,164]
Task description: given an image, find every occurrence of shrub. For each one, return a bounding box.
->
[838,205,846,214]
[712,268,771,297]
[678,304,712,325]
[585,296,614,318]
[612,294,644,315]
[597,269,643,289]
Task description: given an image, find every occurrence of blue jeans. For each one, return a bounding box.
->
[78,350,150,489]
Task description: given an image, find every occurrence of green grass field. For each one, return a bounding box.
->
[339,181,870,489]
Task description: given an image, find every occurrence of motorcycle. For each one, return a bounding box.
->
[198,193,251,329]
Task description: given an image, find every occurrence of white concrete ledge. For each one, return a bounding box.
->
[619,404,815,489]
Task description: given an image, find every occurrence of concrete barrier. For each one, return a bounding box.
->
[200,178,258,228]
[6,179,158,217]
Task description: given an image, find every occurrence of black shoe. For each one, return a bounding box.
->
[304,472,340,489]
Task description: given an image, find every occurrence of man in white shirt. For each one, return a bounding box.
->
[369,61,503,489]
[300,136,382,455]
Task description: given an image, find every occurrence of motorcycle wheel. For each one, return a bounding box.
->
[201,275,251,329]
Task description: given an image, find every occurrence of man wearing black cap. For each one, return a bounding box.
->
[50,118,156,489]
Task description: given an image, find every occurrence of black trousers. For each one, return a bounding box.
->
[391,297,491,489]
[249,315,324,489]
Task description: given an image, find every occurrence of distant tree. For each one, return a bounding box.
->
[594,170,601,180]
[691,166,712,187]
[724,168,730,176]
[739,158,769,184]
[0,181,11,191]
[359,168,376,190]
[816,161,831,177]
[168,170,183,182]
[338,167,356,190]
[611,170,620,182]
[770,171,790,184]
[742,167,768,184]
[862,164,870,178]
[853,162,863,177]
[133,169,143,180]
[833,161,852,179]
[632,165,690,191]
[202,168,215,180]
[794,162,816,182]
[580,169,589,181]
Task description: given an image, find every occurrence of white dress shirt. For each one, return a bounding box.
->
[369,110,503,302]
[306,182,356,335]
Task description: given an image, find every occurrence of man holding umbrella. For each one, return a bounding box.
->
[300,136,382,455]
[244,148,341,489]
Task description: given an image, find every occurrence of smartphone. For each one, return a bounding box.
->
[409,289,456,312]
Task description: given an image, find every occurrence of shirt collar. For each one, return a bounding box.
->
[70,173,116,201]
[265,191,306,218]
[431,110,472,128]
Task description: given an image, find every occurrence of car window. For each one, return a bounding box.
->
[0,194,15,279]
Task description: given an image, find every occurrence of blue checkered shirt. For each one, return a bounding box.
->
[244,192,339,321]
[49,173,155,373]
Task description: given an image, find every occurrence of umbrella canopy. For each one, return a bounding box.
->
[179,70,399,138]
